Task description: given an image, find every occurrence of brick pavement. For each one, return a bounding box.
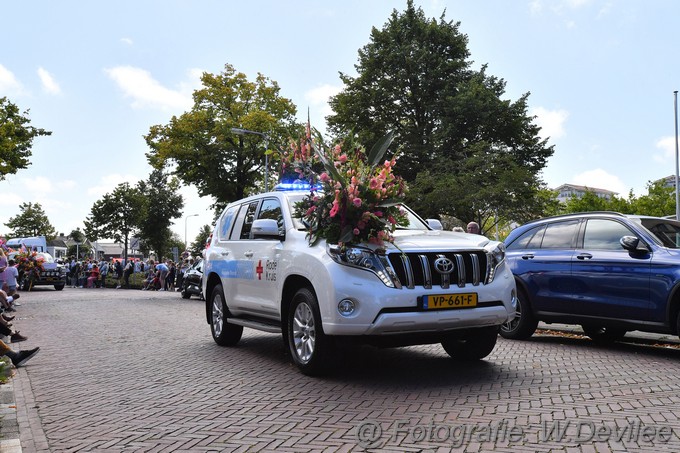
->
[1,287,680,452]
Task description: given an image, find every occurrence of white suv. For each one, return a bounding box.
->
[203,187,517,375]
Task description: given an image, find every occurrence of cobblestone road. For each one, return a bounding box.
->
[6,287,680,452]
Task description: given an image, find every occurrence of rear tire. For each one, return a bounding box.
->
[210,284,243,346]
[499,286,538,340]
[286,287,332,375]
[441,326,498,360]
[581,325,627,343]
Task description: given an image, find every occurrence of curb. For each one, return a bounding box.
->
[0,379,21,453]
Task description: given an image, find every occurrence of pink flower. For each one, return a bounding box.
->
[353,228,360,236]
[329,204,339,218]
[374,211,383,217]
[320,172,330,183]
[353,198,362,208]
[339,154,348,163]
[369,177,380,190]
[357,221,366,230]
[388,216,396,225]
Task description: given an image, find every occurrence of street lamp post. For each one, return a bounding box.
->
[231,127,270,192]
[184,214,199,249]
[674,91,679,221]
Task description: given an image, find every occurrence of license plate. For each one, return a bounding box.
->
[422,293,477,310]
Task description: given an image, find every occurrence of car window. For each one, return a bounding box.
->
[507,225,546,250]
[218,206,239,240]
[540,220,579,249]
[638,218,680,248]
[238,202,260,240]
[258,198,285,235]
[583,219,633,250]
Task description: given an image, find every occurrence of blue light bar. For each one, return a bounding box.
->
[274,180,323,191]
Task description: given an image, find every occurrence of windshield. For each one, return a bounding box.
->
[633,217,680,249]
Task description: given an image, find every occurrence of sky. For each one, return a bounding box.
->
[1,0,679,245]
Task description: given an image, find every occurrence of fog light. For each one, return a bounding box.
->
[510,289,518,310]
[338,299,356,316]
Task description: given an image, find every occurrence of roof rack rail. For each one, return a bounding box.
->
[523,211,625,225]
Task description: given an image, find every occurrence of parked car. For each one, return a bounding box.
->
[500,211,680,342]
[180,259,203,299]
[203,185,517,375]
[9,251,68,291]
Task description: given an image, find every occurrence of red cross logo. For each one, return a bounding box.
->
[256,260,264,280]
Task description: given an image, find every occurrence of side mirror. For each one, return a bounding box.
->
[427,219,443,230]
[250,219,283,240]
[620,235,649,253]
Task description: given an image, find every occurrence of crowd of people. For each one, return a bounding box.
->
[63,254,197,291]
[0,249,40,368]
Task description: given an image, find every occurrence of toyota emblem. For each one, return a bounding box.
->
[433,256,454,274]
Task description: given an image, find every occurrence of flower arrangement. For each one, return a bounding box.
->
[283,131,409,247]
[14,251,45,290]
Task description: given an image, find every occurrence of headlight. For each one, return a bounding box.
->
[484,242,506,284]
[327,244,399,288]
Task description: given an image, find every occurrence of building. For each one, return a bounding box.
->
[553,184,618,204]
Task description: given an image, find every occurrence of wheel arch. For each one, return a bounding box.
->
[667,282,680,334]
[281,275,316,335]
[204,272,223,324]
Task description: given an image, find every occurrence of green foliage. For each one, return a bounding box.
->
[84,182,145,261]
[69,228,85,243]
[326,1,553,228]
[631,180,675,216]
[0,97,52,180]
[145,64,299,209]
[5,202,56,239]
[136,169,184,259]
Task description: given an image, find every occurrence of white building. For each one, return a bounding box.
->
[553,184,618,204]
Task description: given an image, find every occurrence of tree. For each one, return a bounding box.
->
[84,183,145,262]
[145,64,299,210]
[631,180,675,217]
[189,224,212,259]
[326,2,553,225]
[136,169,184,260]
[69,228,85,243]
[5,202,56,238]
[0,97,52,180]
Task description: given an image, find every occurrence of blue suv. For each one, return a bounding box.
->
[500,211,680,342]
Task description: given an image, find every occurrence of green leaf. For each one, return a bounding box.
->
[338,225,355,244]
[367,131,395,167]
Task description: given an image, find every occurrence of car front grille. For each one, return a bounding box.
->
[386,251,488,289]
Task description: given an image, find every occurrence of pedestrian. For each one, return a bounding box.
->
[0,339,39,367]
[122,260,133,288]
[114,260,123,288]
[154,260,169,290]
[99,259,109,288]
[466,221,481,234]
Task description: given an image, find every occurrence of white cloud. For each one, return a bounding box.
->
[20,176,54,196]
[104,66,194,111]
[0,192,24,207]
[121,37,134,45]
[571,168,627,194]
[37,67,61,95]
[654,136,676,163]
[0,64,24,95]
[531,106,569,141]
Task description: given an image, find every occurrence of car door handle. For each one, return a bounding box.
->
[521,254,534,260]
[221,252,230,257]
[244,251,254,258]
[576,253,593,260]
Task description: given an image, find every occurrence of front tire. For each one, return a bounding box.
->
[210,284,243,346]
[54,284,65,291]
[286,287,331,375]
[499,286,538,340]
[581,325,627,343]
[441,326,499,360]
